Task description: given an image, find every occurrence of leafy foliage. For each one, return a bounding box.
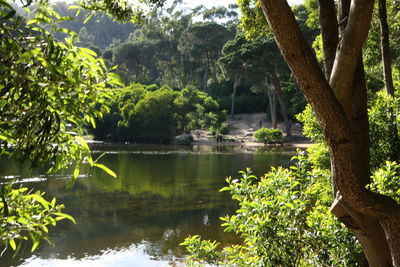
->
[180,235,221,266]
[0,1,120,254]
[91,84,225,142]
[0,2,120,171]
[181,150,362,266]
[368,91,400,169]
[369,161,400,204]
[296,104,324,141]
[0,184,74,255]
[254,128,283,144]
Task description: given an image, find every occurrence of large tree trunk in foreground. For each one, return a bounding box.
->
[259,0,400,265]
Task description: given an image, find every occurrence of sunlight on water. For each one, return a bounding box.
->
[20,243,177,267]
[1,145,294,266]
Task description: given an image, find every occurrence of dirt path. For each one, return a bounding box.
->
[191,113,311,148]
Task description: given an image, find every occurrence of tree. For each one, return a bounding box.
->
[178,22,233,91]
[258,0,400,265]
[243,36,292,136]
[90,83,224,142]
[378,0,395,96]
[0,1,119,253]
[218,34,247,117]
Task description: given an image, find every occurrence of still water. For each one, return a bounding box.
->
[1,144,294,267]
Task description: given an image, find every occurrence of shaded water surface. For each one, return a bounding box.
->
[1,144,294,266]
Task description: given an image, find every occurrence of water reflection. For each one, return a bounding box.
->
[1,145,294,266]
[20,242,176,267]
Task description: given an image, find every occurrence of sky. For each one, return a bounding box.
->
[182,0,304,8]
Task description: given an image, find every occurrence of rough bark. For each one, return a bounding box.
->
[270,70,291,137]
[378,0,395,96]
[331,57,392,266]
[330,0,375,117]
[259,0,400,265]
[317,0,338,78]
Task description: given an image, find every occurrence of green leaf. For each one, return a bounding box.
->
[83,13,94,24]
[30,194,49,210]
[75,136,90,155]
[72,164,80,180]
[79,47,98,57]
[31,239,40,252]
[93,163,117,178]
[9,239,16,250]
[54,212,76,224]
[219,187,231,192]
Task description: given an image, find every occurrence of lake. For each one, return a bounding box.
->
[1,144,295,267]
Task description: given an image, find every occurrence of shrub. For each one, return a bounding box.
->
[254,128,283,144]
[219,122,230,134]
[368,91,400,169]
[209,125,217,136]
[296,104,324,141]
[91,84,225,142]
[181,151,363,266]
[209,122,230,136]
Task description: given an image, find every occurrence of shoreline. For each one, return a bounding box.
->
[191,139,312,149]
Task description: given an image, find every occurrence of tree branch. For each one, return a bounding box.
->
[317,0,338,79]
[258,0,350,142]
[329,0,375,117]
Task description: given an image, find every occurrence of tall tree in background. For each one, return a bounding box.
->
[243,36,292,136]
[219,35,247,117]
[258,0,400,265]
[378,0,394,95]
[178,22,233,91]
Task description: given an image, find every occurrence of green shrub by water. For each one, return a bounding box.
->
[210,122,230,135]
[254,128,283,144]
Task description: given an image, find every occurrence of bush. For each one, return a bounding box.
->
[296,104,324,141]
[254,128,283,144]
[368,91,400,169]
[209,125,217,136]
[181,151,363,266]
[209,122,230,136]
[91,84,225,142]
[219,122,230,134]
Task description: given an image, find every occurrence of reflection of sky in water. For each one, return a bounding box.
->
[20,243,176,267]
[1,145,294,266]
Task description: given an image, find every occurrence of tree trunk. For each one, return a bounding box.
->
[230,75,239,118]
[378,0,395,96]
[264,81,277,128]
[203,54,210,91]
[259,0,400,265]
[377,0,400,163]
[270,70,291,137]
[212,61,218,85]
[317,0,338,79]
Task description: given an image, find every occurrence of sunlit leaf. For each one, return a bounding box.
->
[93,163,117,178]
